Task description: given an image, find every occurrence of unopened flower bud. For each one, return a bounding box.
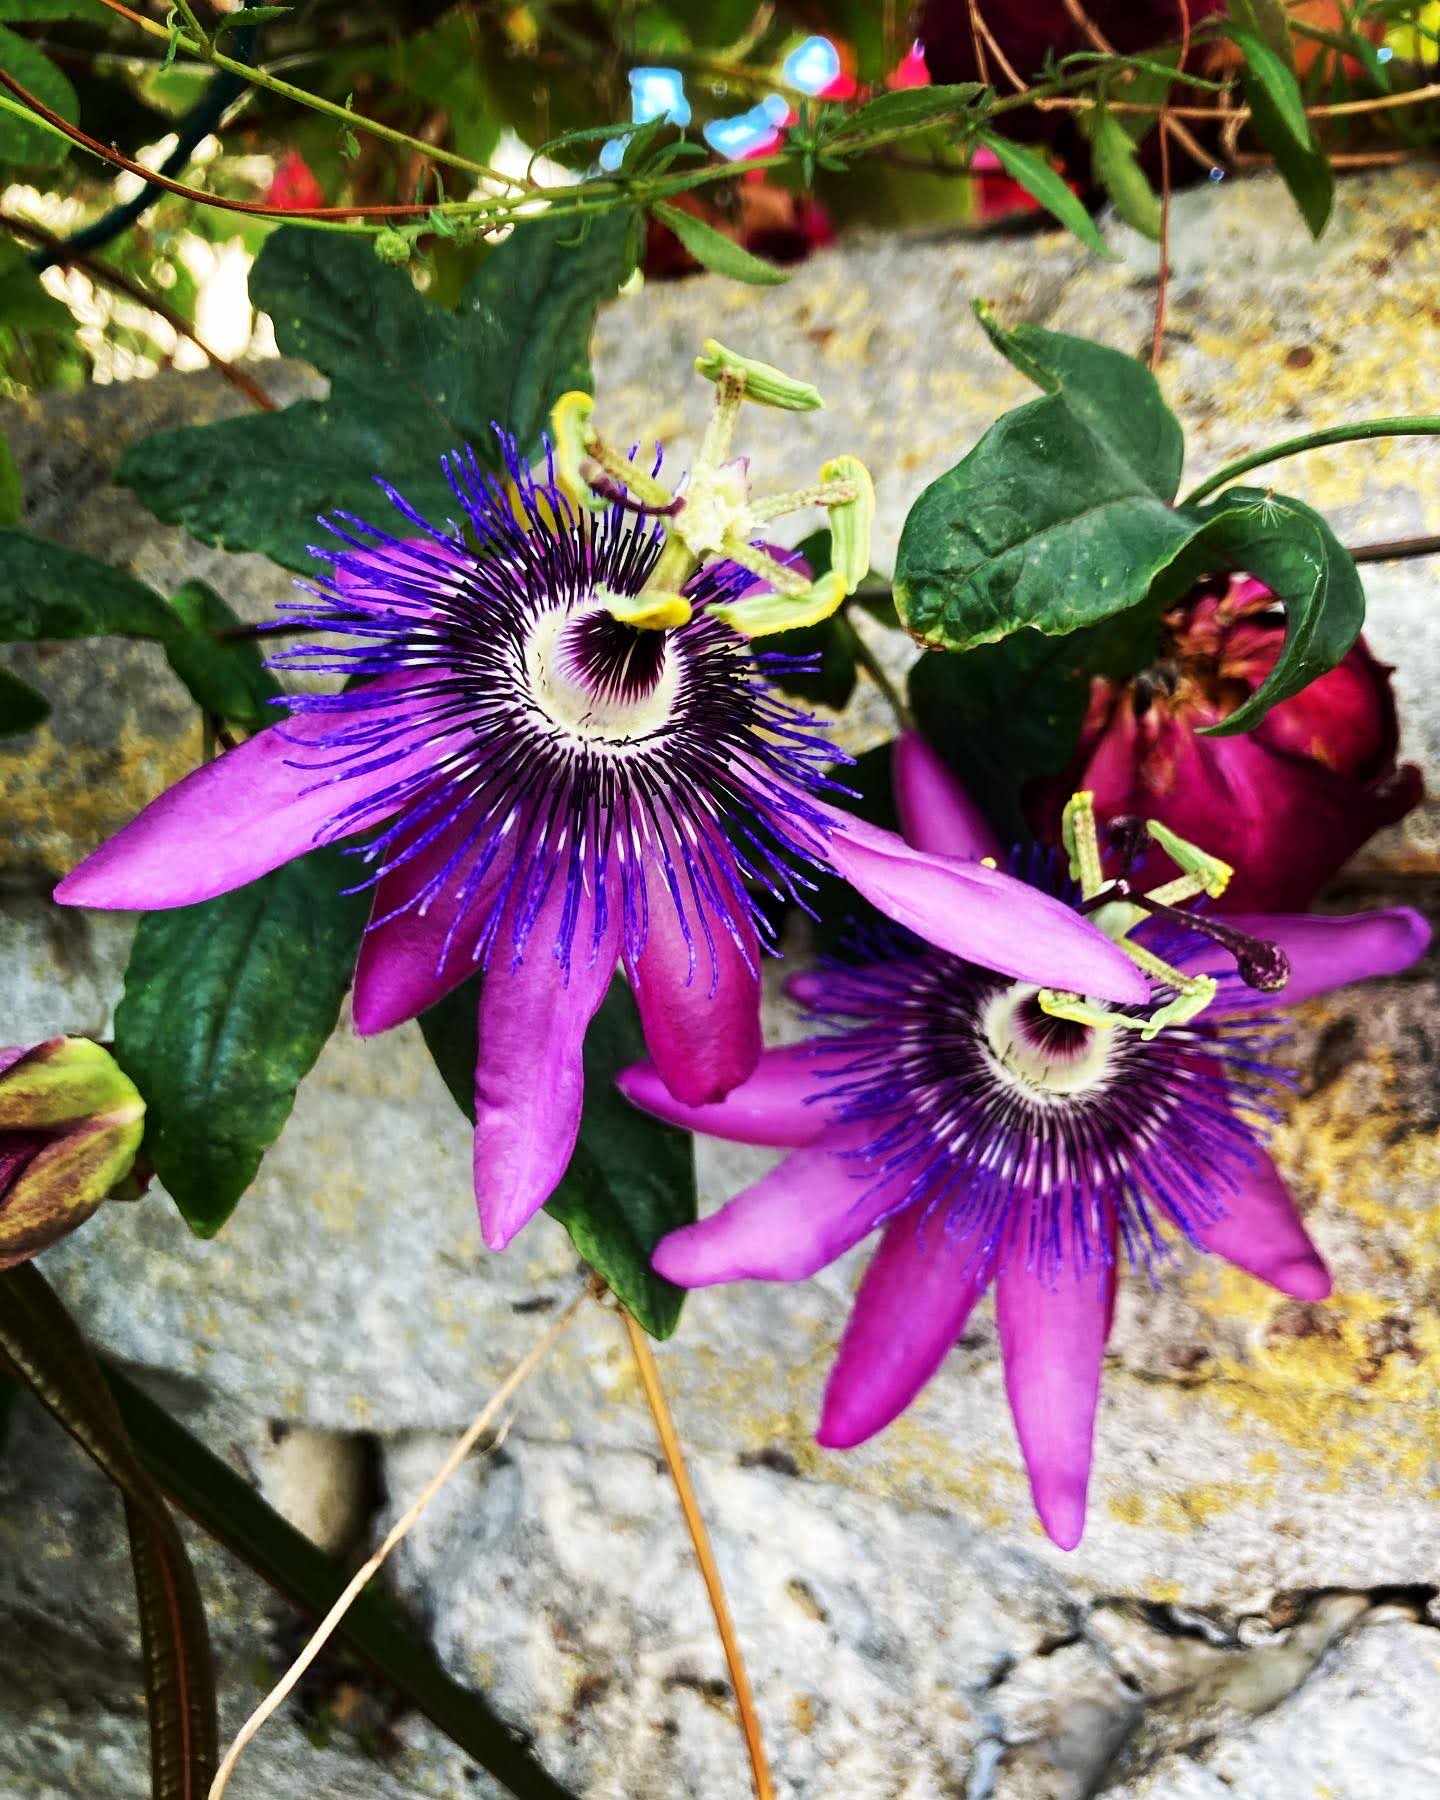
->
[0,1039,145,1269]
[1030,575,1423,912]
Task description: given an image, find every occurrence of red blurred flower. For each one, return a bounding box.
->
[1030,575,1423,912]
[264,150,325,212]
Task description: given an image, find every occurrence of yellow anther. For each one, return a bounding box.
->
[1145,820,1233,900]
[820,455,875,594]
[550,390,597,510]
[596,587,694,630]
[1061,791,1105,899]
[694,340,823,411]
[710,568,848,639]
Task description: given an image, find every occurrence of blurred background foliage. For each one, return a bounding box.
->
[0,0,1436,401]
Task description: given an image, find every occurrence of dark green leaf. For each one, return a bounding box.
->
[837,82,986,139]
[974,304,1184,499]
[0,238,73,334]
[0,1,111,15]
[894,316,1196,652]
[1231,28,1333,236]
[975,131,1115,259]
[114,850,369,1235]
[0,665,49,733]
[104,1366,576,1800]
[647,0,757,51]
[116,211,635,572]
[0,1264,218,1799]
[212,3,289,37]
[420,977,697,1338]
[0,527,179,641]
[162,580,281,732]
[651,201,789,285]
[1083,97,1162,239]
[907,608,1159,843]
[0,429,19,525]
[0,24,77,167]
[1157,487,1365,735]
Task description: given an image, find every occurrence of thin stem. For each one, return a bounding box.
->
[170,0,210,51]
[209,1287,589,1800]
[1182,418,1440,506]
[1348,533,1440,564]
[91,0,522,189]
[1,210,276,411]
[846,614,915,731]
[621,1309,774,1800]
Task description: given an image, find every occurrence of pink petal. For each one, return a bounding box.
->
[1190,1148,1331,1300]
[623,861,762,1107]
[333,536,472,612]
[996,1236,1115,1550]
[54,674,448,912]
[651,1122,903,1285]
[817,806,1150,1004]
[352,800,517,1037]
[616,1039,839,1147]
[474,871,622,1251]
[1179,908,1432,1014]
[818,1205,994,1448]
[892,731,1002,862]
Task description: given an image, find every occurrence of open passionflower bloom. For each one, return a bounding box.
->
[624,732,1431,1548]
[55,350,1146,1253]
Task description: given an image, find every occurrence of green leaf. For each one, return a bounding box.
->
[162,580,281,731]
[0,527,179,640]
[894,314,1195,651]
[1227,0,1296,67]
[651,201,789,285]
[0,25,77,167]
[0,429,19,525]
[975,131,1115,260]
[113,850,369,1236]
[1158,487,1364,735]
[0,665,49,734]
[103,1366,576,1800]
[0,239,73,335]
[837,82,986,140]
[420,977,697,1339]
[1083,96,1162,239]
[1230,28,1333,236]
[0,1264,218,1799]
[212,2,289,37]
[116,211,635,572]
[0,0,111,15]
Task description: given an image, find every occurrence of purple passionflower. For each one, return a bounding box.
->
[54,443,1147,1251]
[623,732,1431,1548]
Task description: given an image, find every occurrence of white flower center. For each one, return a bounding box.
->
[981,983,1115,1100]
[525,606,681,745]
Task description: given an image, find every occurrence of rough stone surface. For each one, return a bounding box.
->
[2,168,1440,1797]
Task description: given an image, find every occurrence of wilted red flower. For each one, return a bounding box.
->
[1031,575,1424,912]
[264,149,325,212]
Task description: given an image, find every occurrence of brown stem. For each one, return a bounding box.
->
[1,211,276,411]
[621,1309,774,1800]
[1348,533,1440,564]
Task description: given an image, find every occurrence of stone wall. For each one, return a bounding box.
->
[2,167,1438,1797]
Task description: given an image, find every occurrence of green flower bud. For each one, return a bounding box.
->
[0,1039,145,1270]
[373,228,414,266]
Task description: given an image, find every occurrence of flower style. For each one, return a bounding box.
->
[1032,574,1423,912]
[54,353,1147,1254]
[623,732,1431,1548]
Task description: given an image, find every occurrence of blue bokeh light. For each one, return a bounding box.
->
[783,34,841,95]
